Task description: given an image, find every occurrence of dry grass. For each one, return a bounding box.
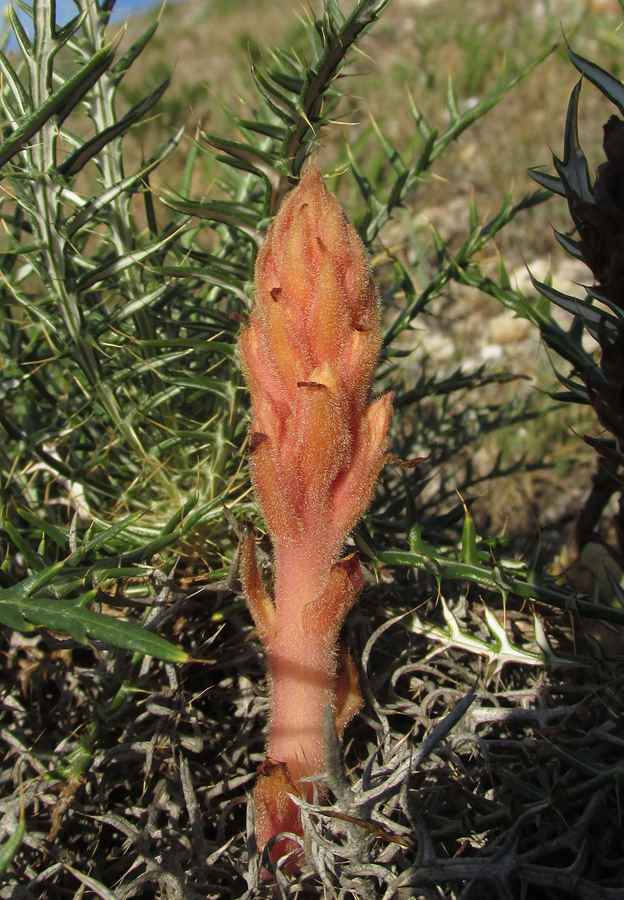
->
[2,579,623,898]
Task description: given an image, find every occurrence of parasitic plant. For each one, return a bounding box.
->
[238,168,392,866]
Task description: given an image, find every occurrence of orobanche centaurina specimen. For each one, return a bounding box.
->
[238,168,393,867]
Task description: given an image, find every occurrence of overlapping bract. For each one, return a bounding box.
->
[240,169,391,552]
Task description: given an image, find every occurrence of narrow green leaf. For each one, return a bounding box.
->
[535,291,551,321]
[58,78,171,179]
[207,132,278,172]
[162,196,260,240]
[2,518,46,571]
[266,68,305,93]
[81,510,147,556]
[93,567,154,579]
[370,117,406,175]
[531,275,616,334]
[0,44,116,168]
[407,521,436,556]
[0,573,187,662]
[325,0,347,28]
[496,256,512,291]
[469,198,479,232]
[553,81,593,204]
[0,558,69,604]
[8,3,31,57]
[408,91,435,143]
[0,808,26,875]
[459,503,478,567]
[21,600,187,661]
[0,47,30,114]
[528,166,565,197]
[16,507,68,549]
[237,118,285,140]
[251,64,298,123]
[554,229,585,261]
[64,126,184,235]
[61,864,120,900]
[111,21,159,80]
[446,76,460,121]
[568,45,624,116]
[145,266,248,302]
[55,10,87,45]
[105,283,171,326]
[160,373,233,399]
[74,232,179,291]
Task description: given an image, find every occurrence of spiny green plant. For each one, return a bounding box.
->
[482,2,624,622]
[529,34,624,558]
[0,0,250,659]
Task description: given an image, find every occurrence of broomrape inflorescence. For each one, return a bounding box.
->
[238,168,392,869]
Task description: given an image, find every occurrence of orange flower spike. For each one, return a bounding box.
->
[238,168,393,871]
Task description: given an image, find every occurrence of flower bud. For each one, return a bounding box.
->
[239,168,391,553]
